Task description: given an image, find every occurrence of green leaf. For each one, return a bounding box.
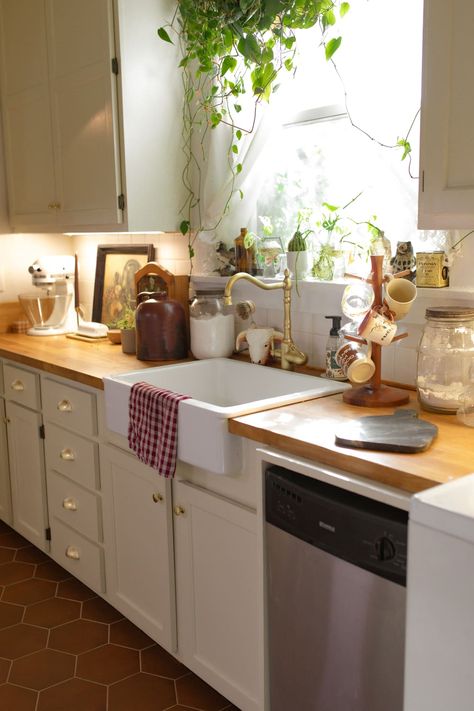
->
[238,189,244,200]
[340,2,350,17]
[188,245,195,259]
[325,36,342,60]
[157,27,173,43]
[180,220,190,235]
[237,33,261,63]
[232,144,238,154]
[284,58,293,71]
[236,129,242,140]
[234,103,242,113]
[236,163,243,174]
[397,138,412,161]
[221,55,237,77]
[322,202,339,212]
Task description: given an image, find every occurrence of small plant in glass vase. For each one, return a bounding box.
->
[256,216,285,277]
[312,203,348,281]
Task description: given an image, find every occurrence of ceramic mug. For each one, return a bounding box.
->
[235,327,284,365]
[384,275,417,321]
[335,341,375,384]
[358,307,397,345]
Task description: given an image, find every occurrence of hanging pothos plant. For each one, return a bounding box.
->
[158,0,350,268]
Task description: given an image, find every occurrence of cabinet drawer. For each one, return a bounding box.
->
[45,423,99,490]
[42,378,97,436]
[50,518,104,593]
[47,471,101,542]
[4,364,40,410]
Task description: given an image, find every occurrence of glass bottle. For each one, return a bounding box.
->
[416,306,474,413]
[234,227,256,274]
[190,288,235,359]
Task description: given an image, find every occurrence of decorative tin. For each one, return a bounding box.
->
[415,251,449,288]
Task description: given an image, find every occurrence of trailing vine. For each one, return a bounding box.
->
[158,0,350,268]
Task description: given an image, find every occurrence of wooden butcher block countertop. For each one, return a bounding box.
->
[0,333,473,495]
[0,333,193,389]
[229,394,474,495]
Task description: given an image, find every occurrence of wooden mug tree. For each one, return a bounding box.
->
[343,255,410,407]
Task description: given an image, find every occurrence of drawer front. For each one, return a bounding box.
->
[0,360,4,395]
[47,471,101,542]
[42,378,97,436]
[50,518,105,593]
[4,364,40,410]
[45,423,99,490]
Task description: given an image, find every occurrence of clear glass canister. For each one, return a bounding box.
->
[416,306,474,413]
[190,288,235,359]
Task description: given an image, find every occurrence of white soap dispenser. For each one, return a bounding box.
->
[324,315,346,380]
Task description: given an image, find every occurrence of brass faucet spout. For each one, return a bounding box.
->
[224,270,308,371]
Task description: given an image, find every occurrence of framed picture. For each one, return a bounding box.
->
[92,244,155,325]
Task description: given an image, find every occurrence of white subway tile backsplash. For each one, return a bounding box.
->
[393,347,418,387]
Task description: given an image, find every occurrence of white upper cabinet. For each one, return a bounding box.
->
[0,0,184,232]
[419,0,474,229]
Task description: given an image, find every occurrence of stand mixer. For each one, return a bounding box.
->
[19,256,77,336]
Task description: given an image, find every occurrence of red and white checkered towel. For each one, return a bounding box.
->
[128,381,190,477]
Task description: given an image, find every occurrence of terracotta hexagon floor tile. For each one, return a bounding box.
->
[0,520,11,534]
[24,596,80,628]
[141,645,188,679]
[0,623,47,659]
[0,683,37,710]
[57,578,97,602]
[15,546,50,565]
[0,561,35,586]
[81,596,124,623]
[37,677,107,711]
[0,600,23,629]
[176,673,230,711]
[2,578,56,605]
[34,561,72,582]
[10,648,75,690]
[0,531,31,549]
[77,643,139,684]
[0,656,11,683]
[0,547,15,564]
[110,618,155,650]
[108,673,176,711]
[165,707,210,711]
[49,618,108,654]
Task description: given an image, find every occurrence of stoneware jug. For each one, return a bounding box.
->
[135,291,187,361]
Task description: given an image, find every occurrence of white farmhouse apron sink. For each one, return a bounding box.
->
[103,358,349,475]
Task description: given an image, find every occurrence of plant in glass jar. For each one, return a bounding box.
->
[312,203,348,280]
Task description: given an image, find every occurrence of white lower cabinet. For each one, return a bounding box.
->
[173,479,261,711]
[5,400,48,550]
[100,444,177,651]
[0,397,12,524]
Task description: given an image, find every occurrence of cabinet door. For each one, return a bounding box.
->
[46,0,123,227]
[0,397,12,524]
[419,0,474,228]
[5,401,48,550]
[173,480,261,711]
[101,445,176,651]
[0,0,57,225]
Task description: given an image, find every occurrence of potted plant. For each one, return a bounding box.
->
[287,223,313,281]
[111,304,136,354]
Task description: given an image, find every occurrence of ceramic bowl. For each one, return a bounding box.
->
[107,329,121,345]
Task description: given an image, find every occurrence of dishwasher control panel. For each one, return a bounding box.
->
[265,465,408,586]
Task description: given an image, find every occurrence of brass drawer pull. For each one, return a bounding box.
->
[174,505,185,516]
[10,379,25,392]
[65,545,80,560]
[48,201,61,210]
[62,497,78,511]
[57,399,73,412]
[152,492,163,503]
[59,448,75,461]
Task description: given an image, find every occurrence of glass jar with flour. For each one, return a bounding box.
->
[190,288,235,359]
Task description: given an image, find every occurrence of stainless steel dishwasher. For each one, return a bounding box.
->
[265,465,408,711]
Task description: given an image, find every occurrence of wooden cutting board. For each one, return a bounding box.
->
[335,409,438,453]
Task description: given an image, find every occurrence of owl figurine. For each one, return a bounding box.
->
[390,241,416,281]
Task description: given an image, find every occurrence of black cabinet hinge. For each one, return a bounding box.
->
[39,424,45,439]
[111,57,119,75]
[421,169,425,193]
[118,193,125,211]
[45,527,51,541]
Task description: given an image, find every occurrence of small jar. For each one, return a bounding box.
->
[190,288,235,359]
[416,306,474,413]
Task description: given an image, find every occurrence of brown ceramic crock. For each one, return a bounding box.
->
[135,291,188,361]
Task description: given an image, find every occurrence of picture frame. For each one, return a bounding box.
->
[92,244,155,325]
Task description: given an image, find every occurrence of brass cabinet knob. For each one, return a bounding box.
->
[62,497,78,511]
[10,379,24,391]
[3,417,10,424]
[152,492,163,503]
[60,448,75,461]
[65,545,80,560]
[174,505,185,516]
[48,201,61,210]
[57,399,73,412]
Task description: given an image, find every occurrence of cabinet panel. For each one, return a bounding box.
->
[50,517,105,593]
[4,363,40,410]
[173,480,261,711]
[419,0,474,228]
[5,401,48,550]
[42,378,97,436]
[44,422,99,490]
[47,470,101,542]
[101,445,176,651]
[0,0,49,95]
[0,397,12,524]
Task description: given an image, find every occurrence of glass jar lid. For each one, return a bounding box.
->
[425,306,474,321]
